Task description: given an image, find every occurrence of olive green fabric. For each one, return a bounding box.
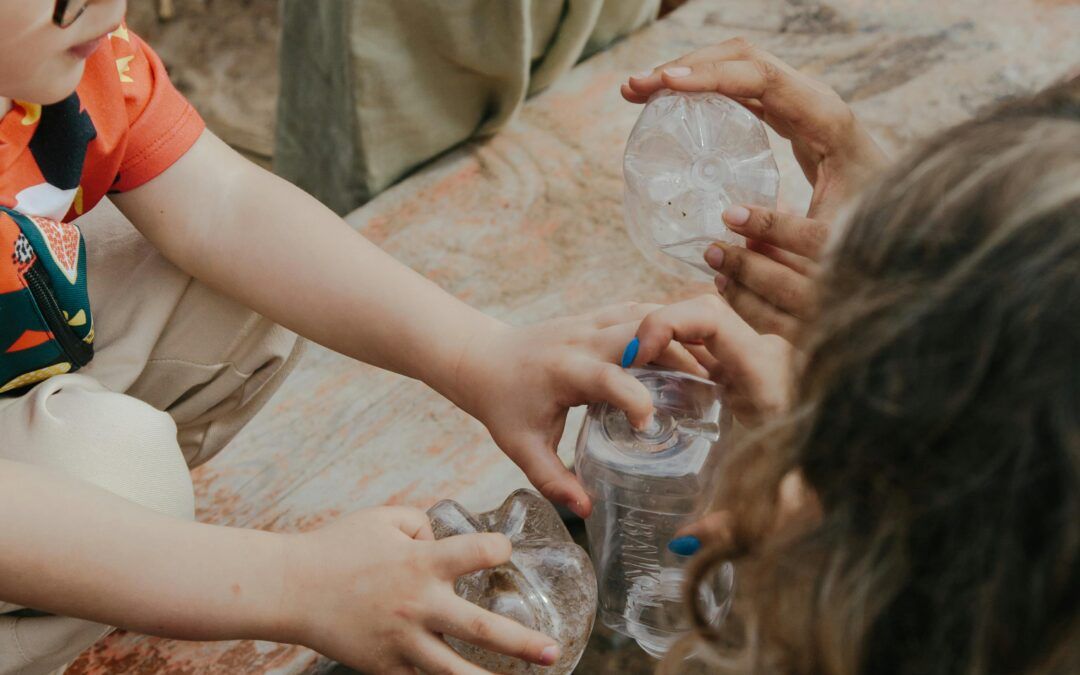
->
[275,0,660,214]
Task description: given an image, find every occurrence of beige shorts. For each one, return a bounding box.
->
[0,200,302,674]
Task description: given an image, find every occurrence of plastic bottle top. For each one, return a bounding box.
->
[601,403,722,456]
[579,367,728,485]
[624,90,780,278]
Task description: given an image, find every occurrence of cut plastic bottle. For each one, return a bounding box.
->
[575,367,735,657]
[624,90,780,278]
[427,489,597,674]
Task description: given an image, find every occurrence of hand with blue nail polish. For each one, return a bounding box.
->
[452,303,668,520]
[457,302,715,522]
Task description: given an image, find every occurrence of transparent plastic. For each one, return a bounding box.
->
[574,367,735,657]
[427,489,597,674]
[623,90,780,278]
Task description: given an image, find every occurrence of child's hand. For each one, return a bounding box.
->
[453,303,707,518]
[285,507,560,674]
[627,294,793,425]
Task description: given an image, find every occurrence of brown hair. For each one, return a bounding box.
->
[669,78,1080,674]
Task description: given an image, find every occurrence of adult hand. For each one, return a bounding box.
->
[622,37,888,220]
[705,204,829,341]
[626,294,793,426]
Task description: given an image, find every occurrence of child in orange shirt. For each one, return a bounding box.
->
[0,2,697,672]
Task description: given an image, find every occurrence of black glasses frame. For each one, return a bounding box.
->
[53,0,89,29]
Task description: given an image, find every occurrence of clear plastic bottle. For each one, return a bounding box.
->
[574,367,735,657]
[624,90,780,278]
[427,489,597,674]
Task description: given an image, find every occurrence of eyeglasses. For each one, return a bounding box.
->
[53,0,89,29]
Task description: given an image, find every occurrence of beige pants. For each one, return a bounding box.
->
[0,200,302,674]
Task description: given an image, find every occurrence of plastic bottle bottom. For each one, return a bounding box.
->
[598,607,684,659]
[657,236,742,278]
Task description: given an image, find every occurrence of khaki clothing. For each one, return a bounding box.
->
[0,200,302,674]
[275,0,661,214]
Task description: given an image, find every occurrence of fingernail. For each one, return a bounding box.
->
[621,337,640,368]
[632,70,654,79]
[540,645,560,665]
[715,274,729,293]
[663,66,692,78]
[635,412,655,432]
[572,499,588,519]
[668,536,702,556]
[705,244,724,269]
[723,205,751,226]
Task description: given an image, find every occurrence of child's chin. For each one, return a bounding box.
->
[31,64,85,105]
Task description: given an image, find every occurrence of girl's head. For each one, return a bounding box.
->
[677,78,1080,674]
[0,0,126,105]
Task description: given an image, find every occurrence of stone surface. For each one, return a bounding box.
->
[70,0,1080,672]
[428,490,596,674]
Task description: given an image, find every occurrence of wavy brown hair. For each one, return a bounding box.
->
[667,78,1080,675]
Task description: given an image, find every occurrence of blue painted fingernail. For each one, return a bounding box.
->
[668,536,701,556]
[621,337,640,368]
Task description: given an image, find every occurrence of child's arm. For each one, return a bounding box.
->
[0,458,286,641]
[110,131,701,517]
[111,131,503,400]
[0,458,558,672]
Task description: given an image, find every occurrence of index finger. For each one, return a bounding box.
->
[624,37,759,99]
[502,430,592,519]
[629,295,762,383]
[658,59,824,137]
[433,533,512,580]
[723,206,829,260]
[428,597,560,668]
[625,40,854,152]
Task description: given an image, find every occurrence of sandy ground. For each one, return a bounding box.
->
[123,0,691,174]
[126,0,280,166]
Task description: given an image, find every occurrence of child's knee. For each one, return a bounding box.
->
[1,375,195,521]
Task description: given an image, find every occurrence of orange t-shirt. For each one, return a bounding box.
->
[0,24,204,221]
